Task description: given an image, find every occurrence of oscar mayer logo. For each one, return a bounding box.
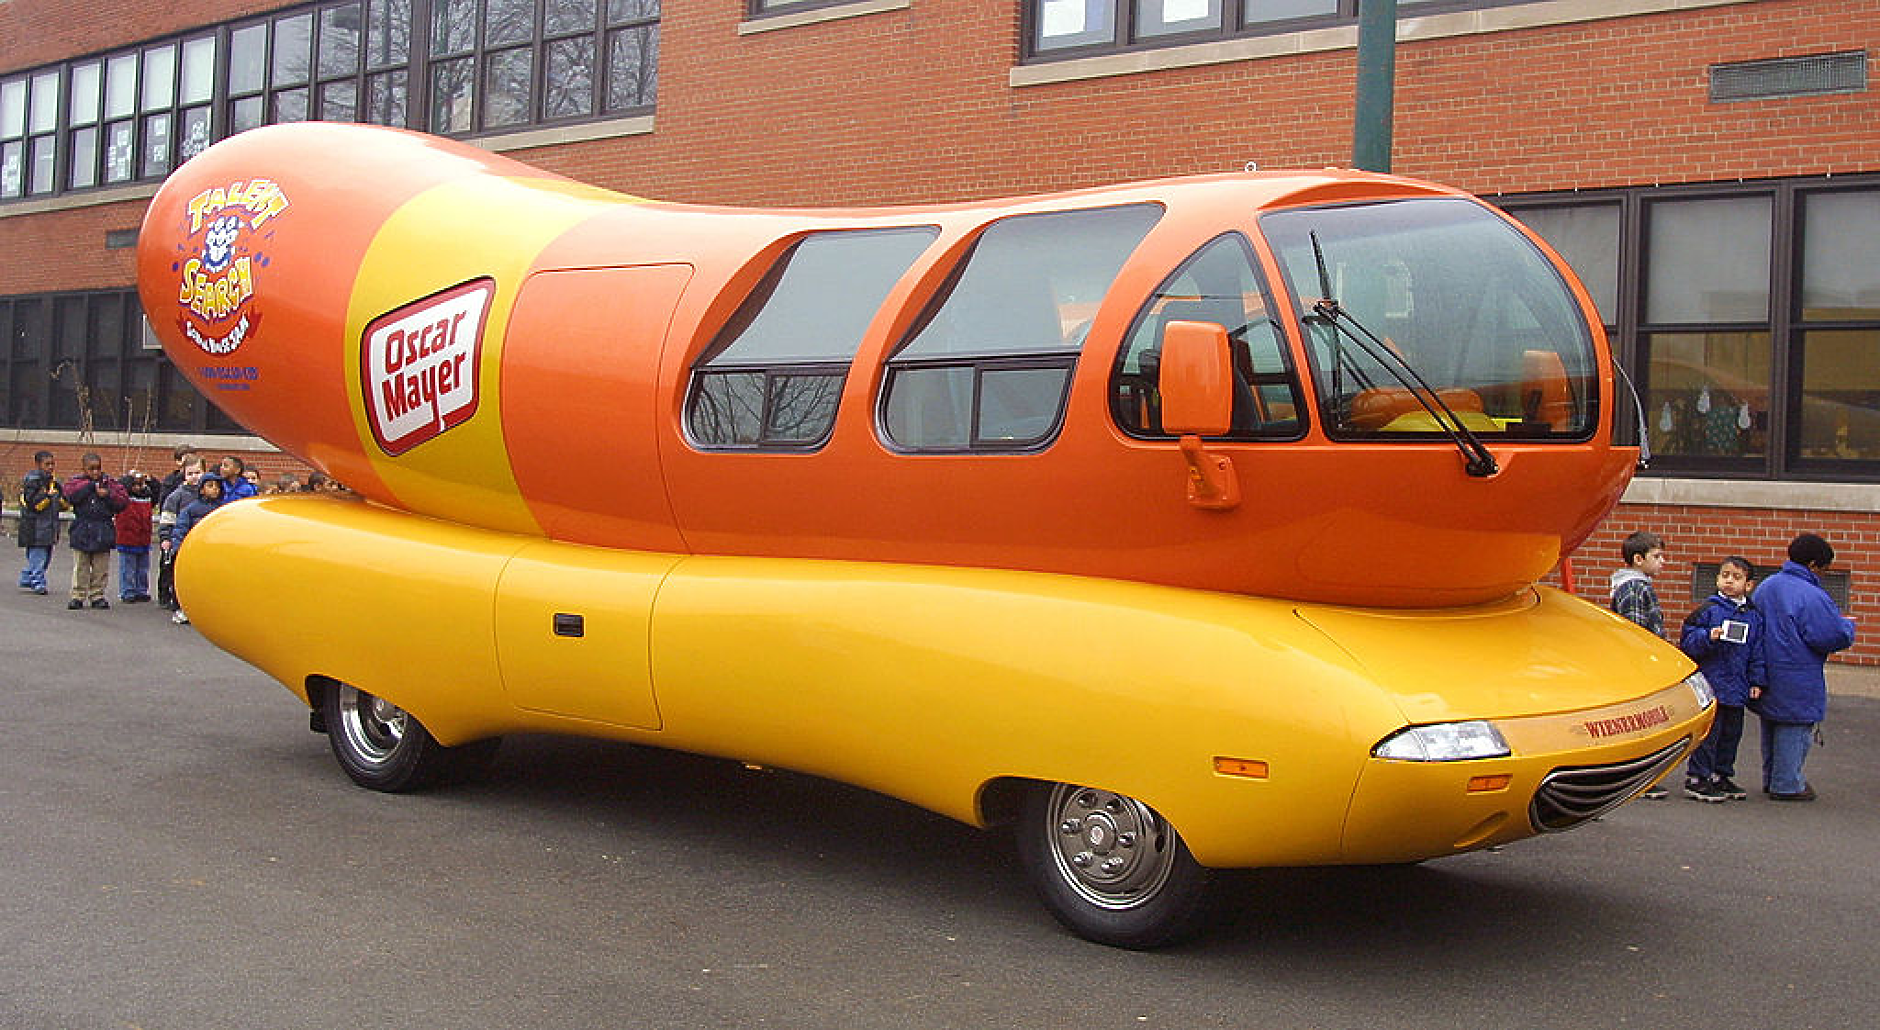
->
[1582,705,1671,739]
[362,279,495,456]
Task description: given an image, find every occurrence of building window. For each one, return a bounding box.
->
[747,0,864,13]
[881,204,1162,453]
[67,62,101,189]
[2,78,28,198]
[687,227,938,449]
[1507,204,1621,328]
[1642,195,1773,465]
[605,1,660,113]
[1497,177,1880,481]
[0,0,660,208]
[1797,188,1880,466]
[0,291,230,436]
[1027,0,1526,60]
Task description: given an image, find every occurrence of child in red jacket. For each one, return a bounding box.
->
[114,472,156,603]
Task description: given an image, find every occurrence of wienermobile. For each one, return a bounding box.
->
[140,123,1711,948]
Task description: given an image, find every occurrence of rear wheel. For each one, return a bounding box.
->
[1016,781,1213,949]
[321,681,499,792]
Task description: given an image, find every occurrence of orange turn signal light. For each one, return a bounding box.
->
[1213,757,1269,779]
[1467,774,1513,793]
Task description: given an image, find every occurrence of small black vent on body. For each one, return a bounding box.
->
[1709,51,1867,103]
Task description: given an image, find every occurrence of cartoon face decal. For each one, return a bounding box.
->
[200,214,242,274]
[172,179,291,356]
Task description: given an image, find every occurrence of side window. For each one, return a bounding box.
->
[686,226,937,449]
[1112,233,1303,439]
[881,203,1161,452]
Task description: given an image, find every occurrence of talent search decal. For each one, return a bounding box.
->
[170,178,291,363]
[361,278,495,456]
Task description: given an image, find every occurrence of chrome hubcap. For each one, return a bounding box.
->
[337,684,408,766]
[1045,784,1175,910]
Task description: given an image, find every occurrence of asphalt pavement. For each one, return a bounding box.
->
[2,550,1877,1030]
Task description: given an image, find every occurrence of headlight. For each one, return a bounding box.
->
[1685,670,1715,710]
[1372,720,1511,762]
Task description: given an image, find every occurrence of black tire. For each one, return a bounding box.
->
[1015,781,1214,949]
[321,681,499,792]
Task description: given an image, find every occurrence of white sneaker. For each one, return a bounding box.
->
[171,609,189,624]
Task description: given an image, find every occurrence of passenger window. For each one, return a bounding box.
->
[687,226,937,449]
[1111,233,1304,439]
[880,204,1161,452]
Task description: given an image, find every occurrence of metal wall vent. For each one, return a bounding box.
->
[1689,561,1851,610]
[1709,51,1868,103]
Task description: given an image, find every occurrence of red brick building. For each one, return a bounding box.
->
[3,0,1875,659]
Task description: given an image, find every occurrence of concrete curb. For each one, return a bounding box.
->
[1828,664,1880,700]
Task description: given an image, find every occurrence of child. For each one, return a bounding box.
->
[1610,529,1668,796]
[62,453,128,610]
[169,474,224,625]
[1609,530,1668,636]
[114,472,156,603]
[16,451,64,595]
[1678,556,1764,802]
[155,457,204,610]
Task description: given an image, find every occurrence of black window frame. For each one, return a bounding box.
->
[744,0,877,19]
[0,0,661,210]
[1020,0,1541,64]
[0,289,235,436]
[1110,231,1308,442]
[1494,174,1880,484]
[878,203,1164,455]
[880,354,1079,453]
[685,225,940,452]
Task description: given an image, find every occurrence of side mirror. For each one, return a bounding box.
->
[1156,320,1240,511]
[1159,320,1234,437]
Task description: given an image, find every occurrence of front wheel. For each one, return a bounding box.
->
[1016,781,1213,949]
[322,681,499,792]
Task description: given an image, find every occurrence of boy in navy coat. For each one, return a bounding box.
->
[1678,556,1764,802]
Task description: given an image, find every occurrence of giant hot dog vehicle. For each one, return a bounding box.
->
[140,123,1710,948]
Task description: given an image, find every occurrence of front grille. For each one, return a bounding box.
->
[1529,739,1690,832]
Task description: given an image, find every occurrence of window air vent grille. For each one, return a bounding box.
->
[1709,51,1867,103]
[1689,561,1851,610]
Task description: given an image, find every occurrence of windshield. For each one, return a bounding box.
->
[1261,197,1598,439]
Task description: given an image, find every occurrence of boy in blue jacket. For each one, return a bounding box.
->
[1678,556,1764,802]
[1751,533,1856,801]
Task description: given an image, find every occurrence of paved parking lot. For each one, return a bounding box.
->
[2,553,1876,1029]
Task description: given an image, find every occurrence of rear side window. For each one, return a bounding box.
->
[687,226,937,449]
[1112,233,1304,439]
[880,204,1161,452]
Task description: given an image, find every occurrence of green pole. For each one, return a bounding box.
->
[1353,0,1398,172]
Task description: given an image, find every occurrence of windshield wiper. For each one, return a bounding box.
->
[1308,231,1499,478]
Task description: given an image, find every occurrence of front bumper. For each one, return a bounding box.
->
[1339,680,1713,863]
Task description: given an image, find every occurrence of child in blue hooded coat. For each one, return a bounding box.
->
[1678,556,1764,802]
[168,475,224,626]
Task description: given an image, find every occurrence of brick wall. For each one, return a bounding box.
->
[1554,502,1877,665]
[510,0,1880,206]
[7,1,1880,288]
[0,439,310,502]
[0,1,278,71]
